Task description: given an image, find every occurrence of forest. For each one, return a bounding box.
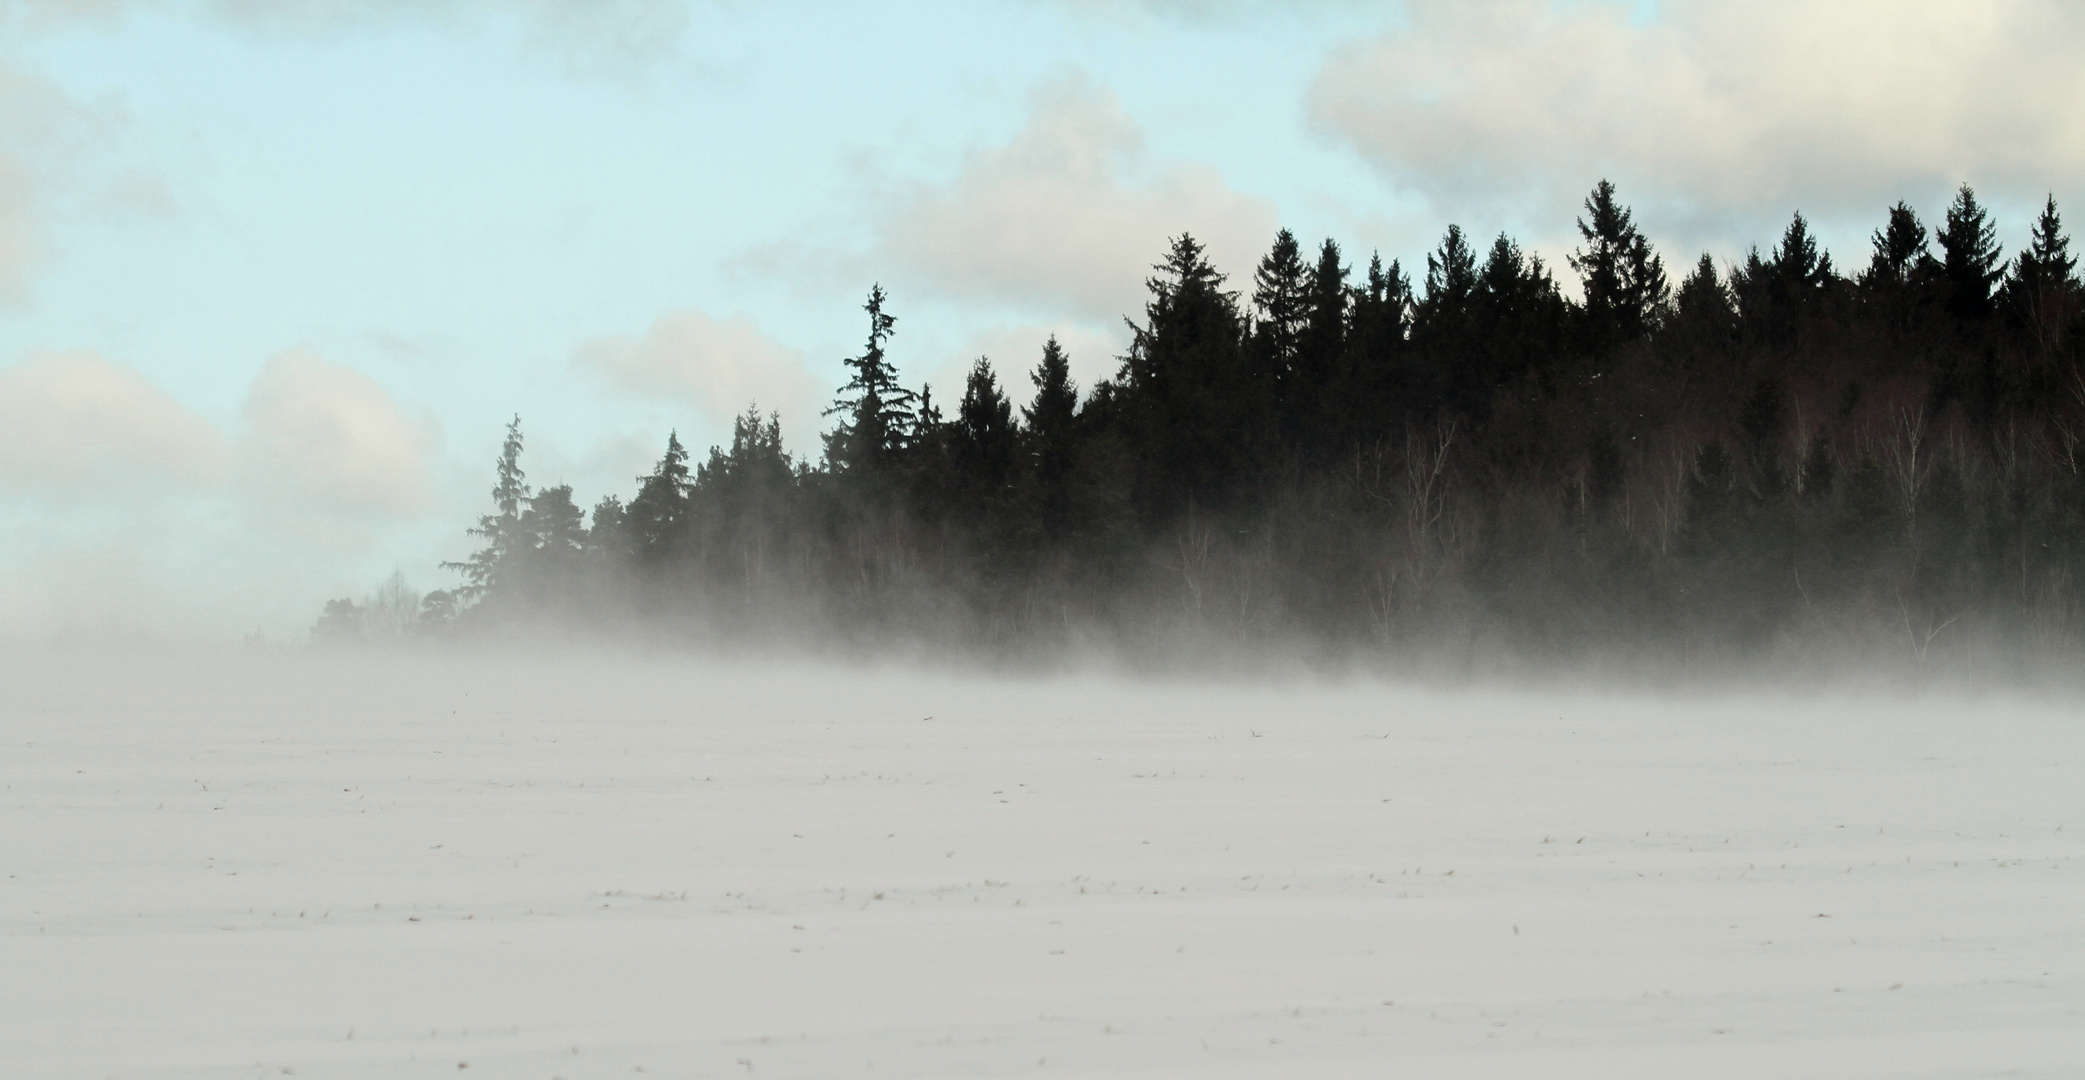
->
[316,181,2085,675]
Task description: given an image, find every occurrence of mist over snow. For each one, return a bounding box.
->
[4,647,2082,1077]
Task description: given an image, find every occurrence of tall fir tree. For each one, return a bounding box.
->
[442,414,529,605]
[1864,201,1936,286]
[626,431,691,560]
[1337,252,1410,443]
[1122,233,1257,518]
[1936,184,2004,323]
[954,357,1019,505]
[1291,237,1349,456]
[824,284,919,483]
[2004,195,2078,355]
[1569,179,1669,350]
[1024,336,1080,541]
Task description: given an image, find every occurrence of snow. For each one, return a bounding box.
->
[3,649,2081,1078]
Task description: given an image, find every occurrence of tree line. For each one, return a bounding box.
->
[317,181,2085,675]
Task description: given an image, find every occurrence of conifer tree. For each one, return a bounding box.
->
[1291,238,1349,455]
[1733,213,1835,341]
[1865,201,1936,286]
[443,414,530,604]
[1251,230,1308,374]
[626,431,690,560]
[1420,225,1479,318]
[824,284,918,483]
[1936,184,2003,323]
[1338,252,1410,441]
[587,495,629,560]
[1569,179,1669,349]
[1770,212,1835,295]
[2004,195,2078,355]
[1123,233,1256,518]
[1409,226,1480,418]
[1470,232,1565,416]
[1024,336,1079,540]
[954,357,1018,501]
[514,484,587,600]
[1673,253,1732,326]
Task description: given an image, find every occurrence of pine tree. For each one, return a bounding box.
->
[1936,184,2003,323]
[1569,179,1669,350]
[627,431,690,560]
[442,414,530,605]
[1291,238,1349,456]
[1420,225,1479,318]
[1733,213,1835,342]
[2003,195,2078,355]
[1336,252,1410,444]
[1864,201,1936,286]
[1122,233,1257,518]
[1251,230,1308,374]
[520,485,587,558]
[1024,336,1079,541]
[1469,232,1565,417]
[1673,253,1732,326]
[587,495,630,561]
[824,284,919,482]
[954,357,1018,501]
[1408,226,1480,419]
[1771,212,1835,295]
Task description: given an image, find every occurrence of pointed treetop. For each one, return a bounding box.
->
[1936,183,2003,319]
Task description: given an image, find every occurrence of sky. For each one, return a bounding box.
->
[2,0,2082,641]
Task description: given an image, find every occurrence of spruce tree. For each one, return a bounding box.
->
[1024,336,1079,541]
[1292,238,1349,456]
[2004,195,2078,354]
[1122,233,1257,519]
[587,495,630,561]
[1337,252,1410,442]
[1409,226,1479,418]
[1251,230,1308,374]
[1770,212,1835,295]
[824,284,919,483]
[954,357,1018,502]
[1673,253,1732,327]
[1569,179,1669,350]
[1936,184,2003,323]
[1865,201,1935,286]
[626,431,690,560]
[442,414,530,605]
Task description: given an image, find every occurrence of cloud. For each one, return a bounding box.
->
[0,350,227,496]
[0,347,447,641]
[872,74,1278,324]
[575,307,824,433]
[239,347,436,518]
[1310,0,2085,227]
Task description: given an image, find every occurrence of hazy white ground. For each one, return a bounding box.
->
[3,649,2080,1079]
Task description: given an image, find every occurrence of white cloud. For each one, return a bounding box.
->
[0,347,446,640]
[873,74,1278,325]
[1310,0,2085,228]
[238,347,436,519]
[0,350,227,496]
[575,307,824,434]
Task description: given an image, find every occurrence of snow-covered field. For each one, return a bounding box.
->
[4,649,2081,1079]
